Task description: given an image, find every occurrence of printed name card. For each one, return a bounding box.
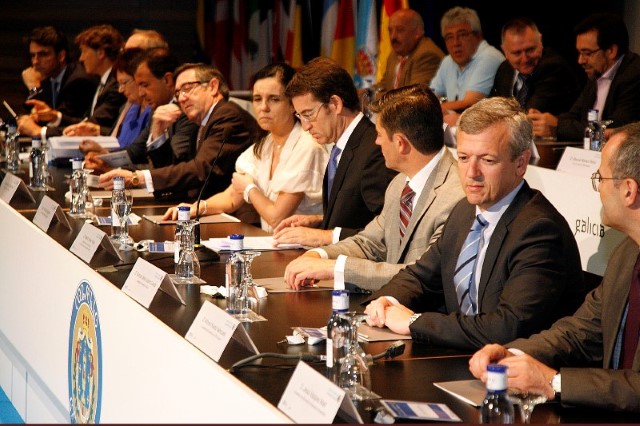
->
[122,258,185,308]
[33,195,71,231]
[278,361,362,424]
[185,301,258,362]
[0,172,36,204]
[556,147,601,177]
[70,222,121,263]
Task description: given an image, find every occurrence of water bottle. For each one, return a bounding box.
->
[4,120,20,173]
[480,364,514,424]
[29,137,45,189]
[110,176,126,241]
[583,109,598,150]
[175,218,200,283]
[225,234,246,315]
[69,158,85,216]
[326,289,350,384]
[174,206,191,263]
[0,118,6,163]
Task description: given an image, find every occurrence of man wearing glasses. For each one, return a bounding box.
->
[429,6,504,127]
[528,12,640,141]
[274,57,396,247]
[470,122,640,413]
[99,63,261,202]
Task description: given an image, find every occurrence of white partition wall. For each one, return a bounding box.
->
[0,200,291,423]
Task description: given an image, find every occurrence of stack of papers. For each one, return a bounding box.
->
[202,236,302,252]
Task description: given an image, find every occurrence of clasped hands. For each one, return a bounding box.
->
[363,297,414,335]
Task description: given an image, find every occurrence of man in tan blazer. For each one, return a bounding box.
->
[284,84,464,291]
[376,9,444,93]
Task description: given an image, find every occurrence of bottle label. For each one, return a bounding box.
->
[331,290,349,311]
[486,370,508,391]
[113,178,125,190]
[326,338,334,367]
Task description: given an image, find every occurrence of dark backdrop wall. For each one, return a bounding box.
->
[0,0,625,124]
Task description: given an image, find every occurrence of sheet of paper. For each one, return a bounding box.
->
[143,213,240,225]
[95,150,134,168]
[90,188,154,200]
[433,379,486,407]
[380,400,461,422]
[357,323,412,342]
[202,236,302,252]
[254,277,334,293]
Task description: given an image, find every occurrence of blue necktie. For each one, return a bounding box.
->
[454,214,488,315]
[327,145,341,196]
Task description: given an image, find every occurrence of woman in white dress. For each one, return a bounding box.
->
[163,63,328,233]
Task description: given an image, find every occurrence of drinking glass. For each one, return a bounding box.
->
[508,390,547,423]
[114,189,134,250]
[241,250,261,301]
[337,312,373,401]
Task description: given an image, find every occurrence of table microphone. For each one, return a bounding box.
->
[194,126,232,247]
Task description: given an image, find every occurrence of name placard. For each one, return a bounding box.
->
[70,222,121,263]
[0,173,36,204]
[278,361,363,424]
[122,258,185,308]
[556,147,600,177]
[185,301,258,362]
[33,195,71,231]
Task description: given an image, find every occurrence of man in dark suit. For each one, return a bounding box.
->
[20,26,98,122]
[469,122,640,413]
[18,24,126,138]
[99,63,261,201]
[273,57,396,247]
[364,97,585,351]
[528,12,640,141]
[490,17,580,116]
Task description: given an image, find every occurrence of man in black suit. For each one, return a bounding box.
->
[98,63,261,202]
[490,17,580,115]
[20,26,98,123]
[364,97,585,351]
[528,12,640,141]
[273,57,396,247]
[18,24,126,138]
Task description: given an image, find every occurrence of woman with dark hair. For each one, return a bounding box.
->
[163,63,328,232]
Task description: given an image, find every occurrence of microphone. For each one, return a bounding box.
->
[194,126,232,247]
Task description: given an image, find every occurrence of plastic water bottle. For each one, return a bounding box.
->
[326,289,350,383]
[583,109,597,150]
[5,120,20,173]
[174,206,191,263]
[69,158,85,216]
[110,176,127,241]
[480,364,514,423]
[175,214,200,283]
[29,137,45,189]
[225,234,246,315]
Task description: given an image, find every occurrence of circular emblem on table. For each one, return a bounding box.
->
[68,280,102,424]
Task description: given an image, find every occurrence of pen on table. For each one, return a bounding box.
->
[2,100,17,119]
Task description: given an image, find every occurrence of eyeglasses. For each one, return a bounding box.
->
[591,170,620,192]
[295,103,326,123]
[117,79,134,90]
[444,30,473,43]
[174,81,208,99]
[578,48,601,59]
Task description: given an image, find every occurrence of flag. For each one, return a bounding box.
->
[376,0,408,82]
[230,0,249,90]
[353,0,377,89]
[321,0,338,58]
[330,0,356,75]
[197,0,231,78]
[247,0,272,84]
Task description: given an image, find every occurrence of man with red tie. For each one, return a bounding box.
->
[469,121,640,413]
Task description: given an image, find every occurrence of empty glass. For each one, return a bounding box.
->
[338,312,373,401]
[112,188,133,250]
[508,390,547,423]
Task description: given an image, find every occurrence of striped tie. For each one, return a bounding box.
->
[327,145,341,196]
[454,214,488,315]
[399,183,415,239]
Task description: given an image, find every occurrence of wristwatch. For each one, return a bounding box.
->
[550,373,561,399]
[130,173,140,187]
[408,313,422,327]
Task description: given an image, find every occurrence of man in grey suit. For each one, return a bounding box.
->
[365,97,585,350]
[469,122,640,413]
[283,84,463,291]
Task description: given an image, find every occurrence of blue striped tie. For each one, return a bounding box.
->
[454,214,488,315]
[327,145,341,196]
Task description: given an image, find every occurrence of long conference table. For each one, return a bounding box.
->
[0,164,637,424]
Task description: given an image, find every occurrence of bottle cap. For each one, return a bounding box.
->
[31,137,41,148]
[70,158,83,170]
[331,289,349,311]
[177,206,191,221]
[113,176,125,190]
[588,109,598,121]
[228,233,244,251]
[486,364,508,391]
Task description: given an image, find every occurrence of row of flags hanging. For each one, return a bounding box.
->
[197,0,408,90]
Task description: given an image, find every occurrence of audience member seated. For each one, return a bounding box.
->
[469,122,640,413]
[18,24,126,138]
[273,57,397,247]
[20,26,97,124]
[374,9,444,94]
[283,84,464,291]
[124,28,168,50]
[98,63,262,202]
[490,17,580,116]
[430,7,504,127]
[162,63,328,232]
[66,48,151,150]
[528,12,640,141]
[363,97,585,351]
